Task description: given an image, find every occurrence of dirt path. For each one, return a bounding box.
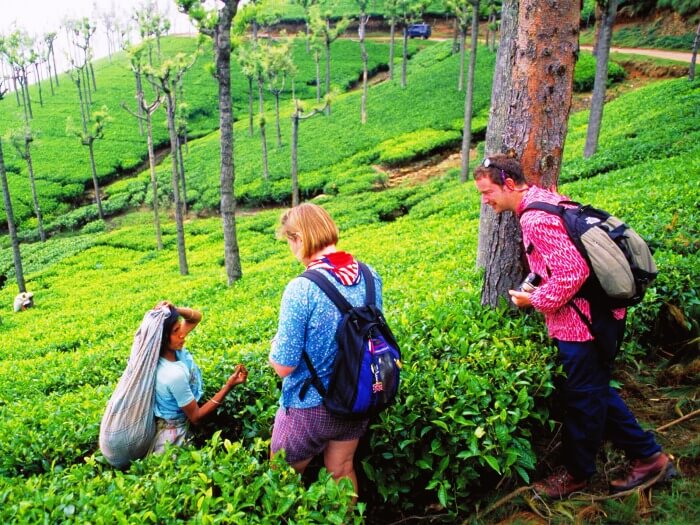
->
[581,44,693,63]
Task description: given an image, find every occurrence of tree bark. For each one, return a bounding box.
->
[389,21,396,80]
[165,89,189,275]
[87,140,105,220]
[257,76,270,179]
[291,113,300,207]
[458,25,466,91]
[325,27,332,115]
[401,27,408,88]
[690,21,700,81]
[0,139,26,292]
[503,0,579,190]
[24,139,46,241]
[145,112,163,250]
[478,0,580,307]
[460,1,480,183]
[584,0,617,159]
[248,76,254,136]
[359,15,369,124]
[215,0,242,284]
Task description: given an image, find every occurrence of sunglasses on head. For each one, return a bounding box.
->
[482,158,508,184]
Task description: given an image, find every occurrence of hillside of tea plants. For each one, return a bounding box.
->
[0,31,698,524]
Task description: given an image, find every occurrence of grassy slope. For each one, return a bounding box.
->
[0,36,698,523]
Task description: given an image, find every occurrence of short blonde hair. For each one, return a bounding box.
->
[277,203,339,259]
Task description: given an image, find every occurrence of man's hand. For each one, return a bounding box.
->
[508,289,532,308]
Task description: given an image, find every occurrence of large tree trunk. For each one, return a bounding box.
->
[145,113,163,250]
[690,21,700,81]
[165,91,189,275]
[24,139,46,242]
[584,0,617,158]
[215,0,242,285]
[0,139,26,292]
[479,0,579,306]
[87,140,105,220]
[503,0,579,189]
[460,1,480,183]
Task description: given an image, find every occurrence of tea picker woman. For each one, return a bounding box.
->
[150,300,248,454]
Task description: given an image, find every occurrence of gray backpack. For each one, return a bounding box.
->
[523,200,657,309]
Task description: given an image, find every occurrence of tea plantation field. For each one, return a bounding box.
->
[0,31,698,524]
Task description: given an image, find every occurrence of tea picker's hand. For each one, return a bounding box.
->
[227,364,249,387]
[508,290,532,308]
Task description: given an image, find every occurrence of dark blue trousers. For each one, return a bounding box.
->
[556,339,661,480]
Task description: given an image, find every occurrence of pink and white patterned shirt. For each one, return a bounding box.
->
[517,186,624,342]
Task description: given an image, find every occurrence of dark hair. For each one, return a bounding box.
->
[160,305,180,353]
[473,153,525,186]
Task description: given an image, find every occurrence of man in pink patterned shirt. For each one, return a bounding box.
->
[474,153,673,499]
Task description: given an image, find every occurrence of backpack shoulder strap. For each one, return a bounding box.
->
[522,201,567,216]
[359,262,376,307]
[300,269,354,313]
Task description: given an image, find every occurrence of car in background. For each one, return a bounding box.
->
[407,23,431,39]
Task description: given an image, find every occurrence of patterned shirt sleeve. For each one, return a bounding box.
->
[270,277,310,368]
[526,213,590,314]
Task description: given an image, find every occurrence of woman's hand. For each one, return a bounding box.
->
[226,364,248,387]
[508,289,532,308]
[155,300,174,310]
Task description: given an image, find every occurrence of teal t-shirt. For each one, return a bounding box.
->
[153,348,203,421]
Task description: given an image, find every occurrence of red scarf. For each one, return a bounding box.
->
[306,251,360,286]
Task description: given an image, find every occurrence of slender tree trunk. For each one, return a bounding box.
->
[452,18,461,54]
[291,113,300,207]
[389,21,396,80]
[52,48,59,86]
[47,58,55,95]
[325,36,331,115]
[165,91,188,275]
[477,0,521,296]
[584,0,617,158]
[359,16,369,124]
[215,0,242,284]
[21,73,33,119]
[248,76,254,136]
[257,76,269,179]
[177,135,188,214]
[401,27,408,88]
[135,71,144,136]
[690,21,700,81]
[0,139,26,292]
[305,21,311,53]
[87,140,105,220]
[34,63,44,106]
[90,61,97,91]
[314,50,321,102]
[13,75,21,107]
[24,140,46,241]
[274,92,282,147]
[460,2,480,183]
[145,113,163,250]
[458,25,466,91]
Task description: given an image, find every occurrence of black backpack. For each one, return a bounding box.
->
[523,200,658,363]
[299,263,401,419]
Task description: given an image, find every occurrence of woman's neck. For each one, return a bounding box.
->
[162,348,177,362]
[304,244,337,266]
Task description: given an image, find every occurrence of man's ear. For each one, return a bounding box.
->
[504,178,516,190]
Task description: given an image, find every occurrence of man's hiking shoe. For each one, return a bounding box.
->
[533,468,587,499]
[610,452,677,493]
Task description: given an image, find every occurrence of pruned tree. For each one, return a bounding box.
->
[2,30,46,241]
[459,0,480,183]
[44,32,59,88]
[238,45,270,179]
[292,0,318,53]
[0,83,27,291]
[446,0,473,92]
[2,30,34,118]
[477,0,580,306]
[122,42,164,250]
[67,18,98,93]
[0,137,26,293]
[355,0,371,123]
[385,0,400,80]
[266,37,296,148]
[95,1,121,62]
[133,0,171,63]
[308,4,349,115]
[584,0,618,159]
[177,0,243,285]
[485,0,500,52]
[397,0,428,89]
[144,51,197,276]
[290,95,330,207]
